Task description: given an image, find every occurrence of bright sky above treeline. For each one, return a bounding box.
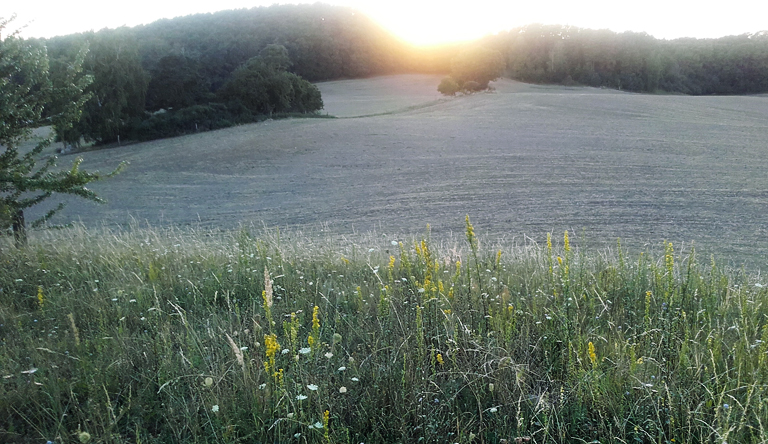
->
[3,0,767,45]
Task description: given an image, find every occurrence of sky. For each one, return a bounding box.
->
[2,0,767,45]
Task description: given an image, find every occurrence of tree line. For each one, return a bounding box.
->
[480,24,768,94]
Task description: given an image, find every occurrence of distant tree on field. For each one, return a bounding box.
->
[437,76,460,95]
[450,46,504,89]
[462,80,481,92]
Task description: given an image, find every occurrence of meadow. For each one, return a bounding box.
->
[1,221,767,443]
[4,75,768,443]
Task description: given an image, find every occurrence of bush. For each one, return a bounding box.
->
[437,76,460,96]
[462,80,481,92]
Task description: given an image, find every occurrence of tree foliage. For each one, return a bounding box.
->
[437,76,460,95]
[218,48,323,116]
[0,17,123,244]
[450,46,505,89]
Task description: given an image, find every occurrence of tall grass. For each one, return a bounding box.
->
[1,220,766,443]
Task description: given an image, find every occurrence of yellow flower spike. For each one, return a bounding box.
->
[312,306,320,330]
[323,409,331,441]
[588,341,597,367]
[564,230,570,253]
[36,286,44,308]
[436,353,444,366]
[465,215,478,251]
[557,256,563,266]
[265,333,280,373]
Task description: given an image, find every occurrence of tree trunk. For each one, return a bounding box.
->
[12,209,26,248]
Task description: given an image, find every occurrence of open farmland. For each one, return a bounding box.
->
[31,75,768,266]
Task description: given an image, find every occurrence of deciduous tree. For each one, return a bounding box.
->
[0,17,123,246]
[450,46,504,89]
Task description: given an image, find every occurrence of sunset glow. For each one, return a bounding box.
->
[3,0,767,44]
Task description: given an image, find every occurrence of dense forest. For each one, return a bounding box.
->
[34,6,768,147]
[483,24,768,94]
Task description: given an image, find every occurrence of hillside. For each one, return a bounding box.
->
[29,75,768,267]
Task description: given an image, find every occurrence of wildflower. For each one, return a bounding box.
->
[294,433,301,438]
[296,394,308,400]
[436,353,444,366]
[488,383,494,392]
[287,412,294,418]
[338,366,346,371]
[299,347,311,354]
[281,348,289,355]
[312,306,320,330]
[489,407,498,413]
[264,333,280,373]
[339,386,347,393]
[325,352,334,359]
[37,286,44,307]
[588,341,597,367]
[211,405,219,413]
[723,403,730,410]
[78,431,91,443]
[259,383,267,389]
[314,421,323,429]
[204,377,213,387]
[307,384,319,391]
[351,377,359,382]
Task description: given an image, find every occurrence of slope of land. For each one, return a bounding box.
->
[32,75,768,266]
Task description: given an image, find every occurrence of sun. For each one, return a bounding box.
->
[358,2,505,46]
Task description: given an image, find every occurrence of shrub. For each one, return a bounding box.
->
[462,80,481,92]
[437,76,460,95]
